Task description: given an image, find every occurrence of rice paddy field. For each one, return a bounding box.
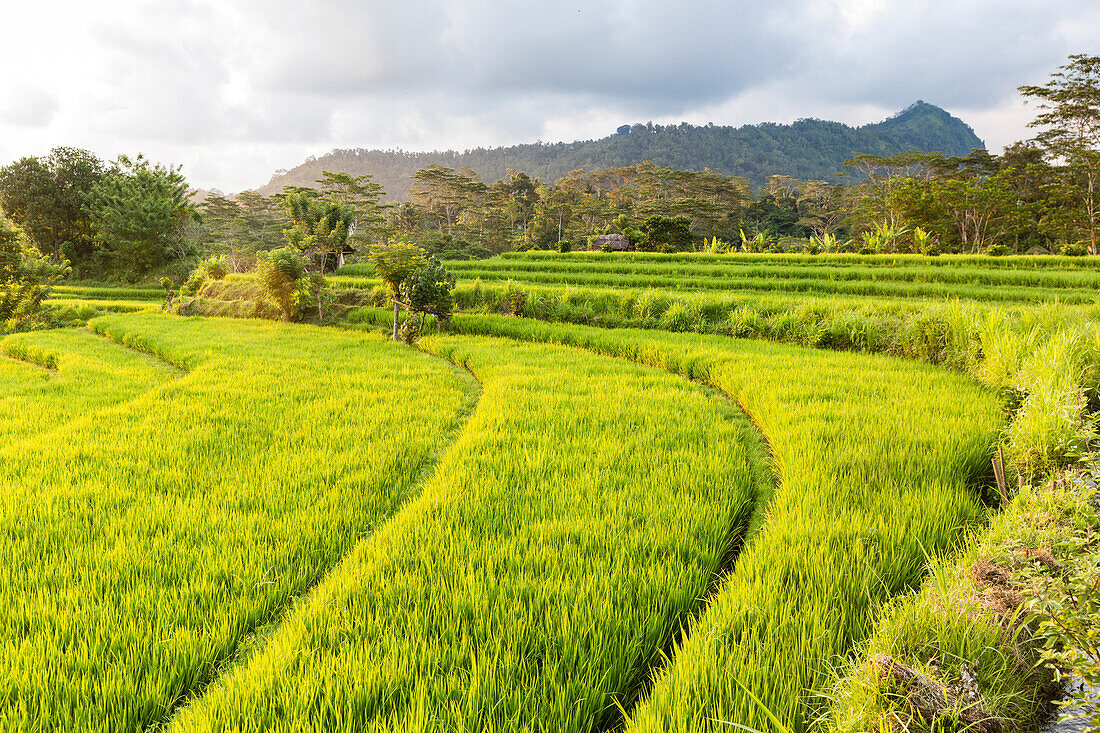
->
[3,250,1097,730]
[335,251,1100,305]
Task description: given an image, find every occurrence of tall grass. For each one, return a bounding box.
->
[0,328,179,445]
[0,313,474,731]
[427,276,1100,475]
[829,469,1100,732]
[443,315,1000,732]
[168,334,765,730]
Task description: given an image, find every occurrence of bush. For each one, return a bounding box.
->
[1018,463,1100,730]
[638,215,694,253]
[179,256,228,297]
[256,247,308,321]
[500,280,527,316]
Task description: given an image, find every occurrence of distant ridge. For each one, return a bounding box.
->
[257,101,984,200]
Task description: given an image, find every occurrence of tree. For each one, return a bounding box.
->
[409,165,485,233]
[638,215,695,252]
[797,180,848,238]
[195,194,242,258]
[256,246,308,321]
[282,192,353,272]
[0,147,105,263]
[398,257,456,343]
[369,241,427,340]
[316,171,389,244]
[1020,54,1100,254]
[0,219,70,332]
[87,155,196,275]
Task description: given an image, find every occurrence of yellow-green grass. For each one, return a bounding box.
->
[342,252,1100,303]
[443,254,1100,289]
[49,297,160,312]
[169,334,766,731]
[0,313,475,731]
[0,328,180,446]
[828,472,1099,732]
[444,267,1096,303]
[489,251,1100,270]
[53,285,163,300]
[444,315,1001,732]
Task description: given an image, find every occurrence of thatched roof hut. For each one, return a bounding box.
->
[589,234,632,252]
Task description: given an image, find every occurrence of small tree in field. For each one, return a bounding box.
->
[398,256,456,343]
[283,191,353,272]
[257,246,308,321]
[369,241,427,340]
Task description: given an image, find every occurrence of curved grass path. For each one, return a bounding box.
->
[0,327,181,447]
[447,315,1001,732]
[168,335,766,731]
[0,314,475,731]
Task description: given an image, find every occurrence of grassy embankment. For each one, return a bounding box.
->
[171,334,769,730]
[344,252,1100,480]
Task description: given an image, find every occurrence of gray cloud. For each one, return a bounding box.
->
[0,86,59,127]
[0,0,1097,190]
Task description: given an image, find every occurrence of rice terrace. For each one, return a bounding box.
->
[1,15,1100,733]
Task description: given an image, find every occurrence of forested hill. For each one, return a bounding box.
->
[257,101,984,200]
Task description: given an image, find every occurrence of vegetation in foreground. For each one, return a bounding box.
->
[0,314,473,731]
[421,315,998,731]
[170,335,764,730]
[830,456,1100,732]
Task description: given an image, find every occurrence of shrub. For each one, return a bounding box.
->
[1018,463,1100,730]
[179,256,228,297]
[256,247,308,321]
[500,280,527,316]
[661,302,696,332]
[401,256,456,328]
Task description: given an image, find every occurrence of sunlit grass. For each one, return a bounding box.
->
[0,313,474,731]
[443,315,1000,732]
[168,334,764,731]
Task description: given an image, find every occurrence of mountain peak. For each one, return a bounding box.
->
[873,102,985,151]
[258,106,986,198]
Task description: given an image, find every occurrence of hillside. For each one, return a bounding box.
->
[257,101,984,200]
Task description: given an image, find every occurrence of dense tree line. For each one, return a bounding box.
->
[0,53,1095,318]
[0,149,197,279]
[259,101,983,199]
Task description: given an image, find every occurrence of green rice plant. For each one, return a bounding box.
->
[0,328,179,446]
[444,315,1000,732]
[724,306,767,339]
[830,462,1099,733]
[0,313,475,731]
[168,334,765,731]
[47,297,159,312]
[661,301,697,332]
[443,278,1100,477]
[52,285,163,300]
[440,251,1100,304]
[1006,330,1098,477]
[633,289,671,320]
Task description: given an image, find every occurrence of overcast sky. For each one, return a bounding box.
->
[2,1,1097,192]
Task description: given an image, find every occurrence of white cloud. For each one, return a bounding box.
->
[0,0,1097,191]
[0,85,59,127]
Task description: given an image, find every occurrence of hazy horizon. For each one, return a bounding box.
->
[2,1,1097,192]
